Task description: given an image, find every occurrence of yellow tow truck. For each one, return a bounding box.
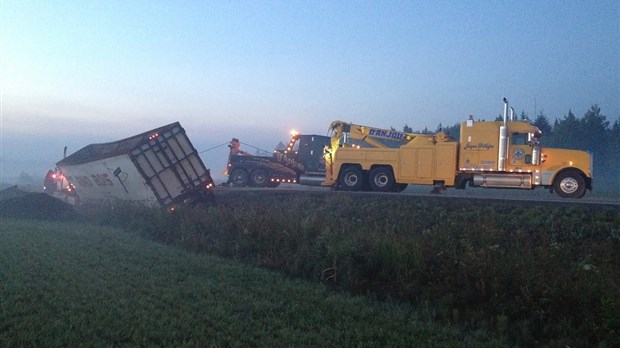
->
[322,98,592,198]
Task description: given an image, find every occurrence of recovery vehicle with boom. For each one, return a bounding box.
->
[321,98,592,198]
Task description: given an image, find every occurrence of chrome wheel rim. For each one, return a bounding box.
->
[560,177,578,194]
[344,173,358,187]
[374,174,389,187]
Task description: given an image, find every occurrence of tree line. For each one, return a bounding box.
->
[403,105,620,172]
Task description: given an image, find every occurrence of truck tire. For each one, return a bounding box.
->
[554,170,586,199]
[230,168,249,187]
[339,166,363,191]
[250,169,268,187]
[368,166,394,192]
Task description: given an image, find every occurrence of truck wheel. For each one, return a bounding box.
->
[368,166,394,192]
[339,166,363,191]
[250,169,268,187]
[230,168,249,187]
[554,170,586,198]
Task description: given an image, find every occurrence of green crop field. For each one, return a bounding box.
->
[1,218,500,347]
[1,190,619,346]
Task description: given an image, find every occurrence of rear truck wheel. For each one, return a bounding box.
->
[339,166,363,191]
[368,166,395,192]
[554,170,586,198]
[230,168,249,187]
[250,169,268,187]
[455,174,470,189]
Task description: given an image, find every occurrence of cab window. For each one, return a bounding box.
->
[511,133,528,145]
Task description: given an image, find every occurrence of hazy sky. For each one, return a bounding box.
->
[1,0,619,181]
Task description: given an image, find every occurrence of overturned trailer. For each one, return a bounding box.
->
[44,122,215,207]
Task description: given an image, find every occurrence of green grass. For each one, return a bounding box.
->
[89,191,620,346]
[1,218,501,347]
[3,190,618,346]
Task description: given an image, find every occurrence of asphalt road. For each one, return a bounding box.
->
[214,183,620,207]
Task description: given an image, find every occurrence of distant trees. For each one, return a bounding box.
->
[609,119,620,168]
[441,123,461,140]
[548,110,580,148]
[533,111,553,136]
[542,105,616,169]
[580,106,610,157]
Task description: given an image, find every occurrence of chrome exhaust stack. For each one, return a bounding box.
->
[498,98,509,171]
[503,98,509,125]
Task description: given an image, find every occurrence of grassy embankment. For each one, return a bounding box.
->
[1,218,497,347]
[90,191,619,346]
[2,190,619,346]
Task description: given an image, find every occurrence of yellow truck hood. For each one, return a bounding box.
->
[540,148,592,178]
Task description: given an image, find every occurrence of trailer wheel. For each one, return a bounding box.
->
[230,168,249,187]
[554,170,586,199]
[250,169,268,187]
[368,166,394,192]
[339,166,363,191]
